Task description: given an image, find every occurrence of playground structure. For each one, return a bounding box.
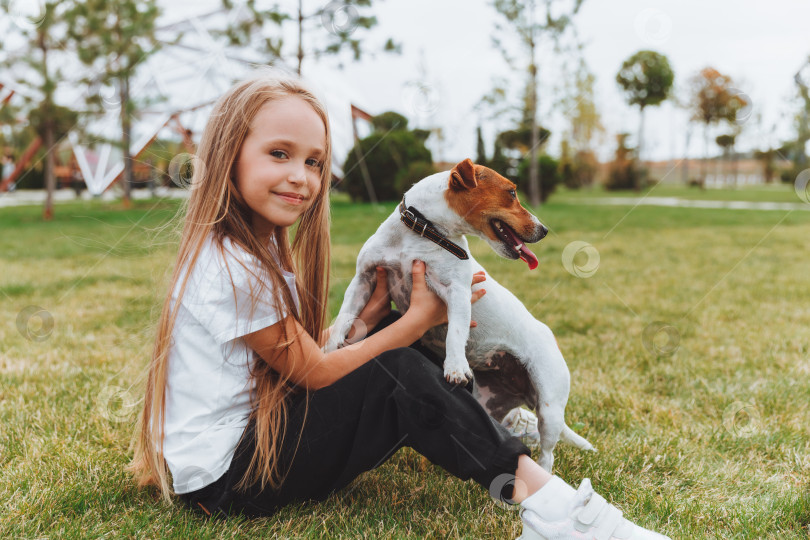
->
[0,95,199,194]
[0,5,372,196]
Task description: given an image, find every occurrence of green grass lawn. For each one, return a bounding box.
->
[553,181,806,204]
[2,192,809,539]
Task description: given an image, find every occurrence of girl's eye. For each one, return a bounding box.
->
[508,189,516,199]
[306,158,322,168]
[270,150,288,159]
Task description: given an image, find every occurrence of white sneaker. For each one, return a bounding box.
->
[502,407,542,449]
[517,476,670,540]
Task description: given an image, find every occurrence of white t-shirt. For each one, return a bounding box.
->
[163,234,299,494]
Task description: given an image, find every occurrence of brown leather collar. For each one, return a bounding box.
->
[399,198,469,260]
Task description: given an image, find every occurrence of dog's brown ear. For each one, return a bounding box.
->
[449,158,477,191]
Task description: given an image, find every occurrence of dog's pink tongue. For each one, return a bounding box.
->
[519,246,539,270]
[502,225,539,270]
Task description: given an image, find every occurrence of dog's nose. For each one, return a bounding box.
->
[538,224,548,240]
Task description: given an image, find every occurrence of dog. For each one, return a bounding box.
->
[325,158,594,470]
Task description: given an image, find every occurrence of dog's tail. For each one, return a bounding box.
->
[560,425,597,452]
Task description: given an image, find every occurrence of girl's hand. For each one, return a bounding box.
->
[354,266,393,335]
[407,260,486,335]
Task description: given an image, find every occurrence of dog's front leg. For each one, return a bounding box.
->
[323,266,377,353]
[437,283,474,385]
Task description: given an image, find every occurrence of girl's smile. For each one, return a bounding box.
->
[235,96,327,240]
[274,192,306,205]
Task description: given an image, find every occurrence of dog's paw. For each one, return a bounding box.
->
[322,338,340,354]
[443,361,473,385]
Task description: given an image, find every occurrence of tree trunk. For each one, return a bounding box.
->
[528,39,540,206]
[702,123,709,189]
[716,147,722,187]
[731,142,737,187]
[636,105,645,191]
[297,0,304,75]
[121,76,133,208]
[682,125,691,184]
[797,87,809,170]
[39,32,55,220]
[43,121,56,220]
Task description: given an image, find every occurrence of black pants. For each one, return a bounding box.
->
[179,312,531,518]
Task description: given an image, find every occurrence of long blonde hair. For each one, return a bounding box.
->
[128,72,332,501]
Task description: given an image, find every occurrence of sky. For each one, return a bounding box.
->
[319,0,810,164]
[6,0,809,168]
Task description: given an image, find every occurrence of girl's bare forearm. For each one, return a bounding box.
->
[314,312,425,388]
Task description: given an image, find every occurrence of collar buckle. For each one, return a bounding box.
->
[418,220,428,237]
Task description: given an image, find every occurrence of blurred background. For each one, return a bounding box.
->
[1,0,809,216]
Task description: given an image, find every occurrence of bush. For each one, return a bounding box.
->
[561,149,598,189]
[604,133,643,191]
[483,139,515,182]
[516,154,561,203]
[371,111,409,132]
[780,166,804,185]
[14,163,45,189]
[342,115,433,202]
[606,160,642,191]
[394,161,437,195]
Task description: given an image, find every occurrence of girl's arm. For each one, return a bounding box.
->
[244,260,477,390]
[318,266,391,347]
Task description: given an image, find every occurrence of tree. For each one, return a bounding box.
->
[517,153,560,202]
[341,112,432,202]
[605,133,640,191]
[66,0,161,208]
[492,121,551,185]
[559,139,597,189]
[715,133,736,186]
[754,147,777,184]
[557,53,603,189]
[0,0,76,219]
[688,67,747,186]
[488,135,512,178]
[793,57,810,171]
[615,50,674,189]
[476,125,487,164]
[490,0,585,206]
[220,0,398,74]
[559,55,603,155]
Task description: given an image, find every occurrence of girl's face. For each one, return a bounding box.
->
[235,96,326,240]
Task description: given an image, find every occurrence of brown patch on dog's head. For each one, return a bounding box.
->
[444,159,538,243]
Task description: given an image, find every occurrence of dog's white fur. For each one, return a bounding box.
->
[325,168,594,470]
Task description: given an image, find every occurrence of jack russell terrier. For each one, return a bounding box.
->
[325,158,594,470]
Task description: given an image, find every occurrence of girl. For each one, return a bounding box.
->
[128,72,669,540]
